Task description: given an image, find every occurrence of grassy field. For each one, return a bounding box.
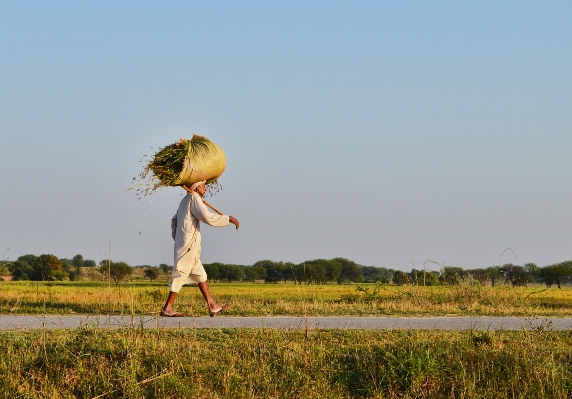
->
[2,282,571,398]
[0,327,570,398]
[1,281,572,317]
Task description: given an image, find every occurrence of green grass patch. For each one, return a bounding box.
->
[0,328,571,398]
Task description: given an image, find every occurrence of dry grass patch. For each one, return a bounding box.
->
[1,281,571,316]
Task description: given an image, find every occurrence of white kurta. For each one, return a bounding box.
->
[171,192,229,279]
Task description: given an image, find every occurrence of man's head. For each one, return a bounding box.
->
[188,180,207,197]
[195,182,207,197]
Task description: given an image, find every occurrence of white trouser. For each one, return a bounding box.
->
[169,273,207,293]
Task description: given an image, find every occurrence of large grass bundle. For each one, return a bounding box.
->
[134,135,226,197]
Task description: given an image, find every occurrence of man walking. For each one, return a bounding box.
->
[161,180,239,317]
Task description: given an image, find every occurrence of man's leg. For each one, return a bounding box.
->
[197,281,229,317]
[161,275,187,317]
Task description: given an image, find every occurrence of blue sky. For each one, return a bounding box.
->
[1,1,571,271]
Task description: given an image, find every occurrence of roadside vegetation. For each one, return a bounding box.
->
[1,253,571,316]
[1,281,571,316]
[1,327,570,398]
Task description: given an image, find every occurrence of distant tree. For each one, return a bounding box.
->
[292,263,304,283]
[102,262,134,285]
[245,264,266,282]
[392,270,410,285]
[253,260,283,284]
[59,259,74,278]
[203,263,220,281]
[159,264,172,280]
[72,254,83,281]
[306,259,342,284]
[470,268,490,285]
[298,261,327,284]
[83,260,96,267]
[486,266,503,287]
[557,260,572,277]
[323,259,342,283]
[218,264,244,282]
[409,269,421,285]
[333,258,363,284]
[412,269,438,286]
[8,260,34,281]
[440,267,468,285]
[291,262,310,284]
[524,263,540,283]
[18,254,37,267]
[500,264,529,287]
[58,259,73,280]
[381,268,395,284]
[539,262,572,289]
[512,265,530,287]
[361,266,379,282]
[539,265,558,288]
[424,271,440,286]
[251,259,284,283]
[362,266,393,283]
[51,270,69,281]
[0,261,9,276]
[144,267,160,282]
[33,255,63,281]
[282,262,297,283]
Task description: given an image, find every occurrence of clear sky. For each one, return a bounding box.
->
[1,1,571,271]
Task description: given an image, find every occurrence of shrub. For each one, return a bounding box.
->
[143,267,160,282]
[99,261,134,285]
[8,260,34,281]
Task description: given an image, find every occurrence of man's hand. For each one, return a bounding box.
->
[229,216,240,230]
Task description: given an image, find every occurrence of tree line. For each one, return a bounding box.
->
[203,260,572,288]
[2,254,571,288]
[0,254,93,282]
[0,254,169,285]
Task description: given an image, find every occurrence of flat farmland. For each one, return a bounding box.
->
[1,281,571,317]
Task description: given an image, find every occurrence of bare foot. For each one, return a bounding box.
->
[210,303,230,317]
[161,306,184,317]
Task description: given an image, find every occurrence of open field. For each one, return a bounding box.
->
[1,281,572,317]
[1,328,571,398]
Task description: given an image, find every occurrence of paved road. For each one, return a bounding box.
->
[0,315,570,330]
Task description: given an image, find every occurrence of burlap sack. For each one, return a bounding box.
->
[174,135,226,186]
